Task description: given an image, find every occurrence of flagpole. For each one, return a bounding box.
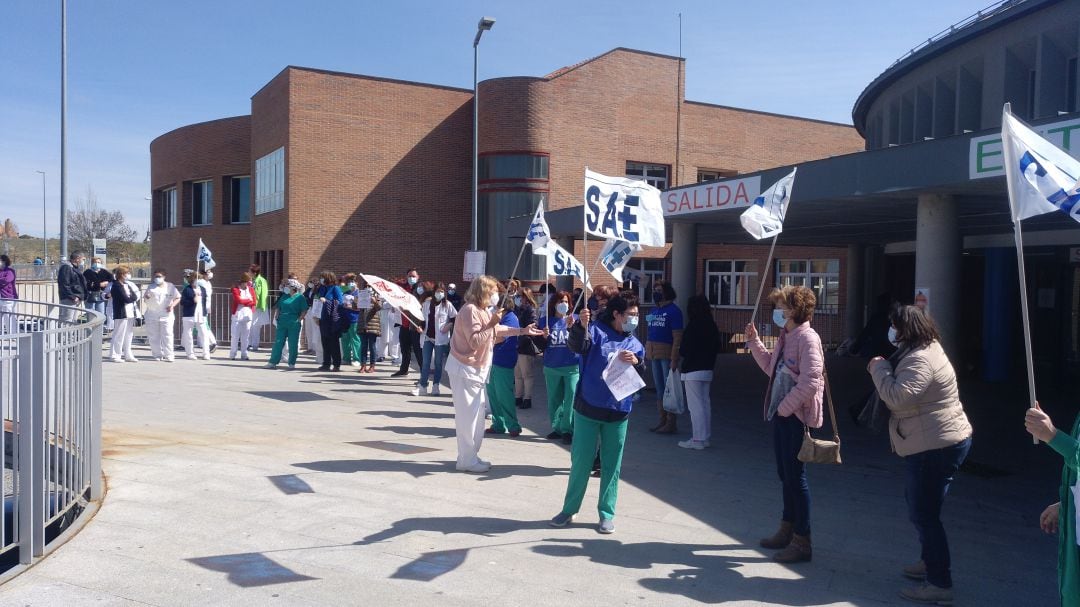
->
[749,234,779,327]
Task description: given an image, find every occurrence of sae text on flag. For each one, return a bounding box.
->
[197,239,217,270]
[545,240,592,289]
[584,169,665,246]
[739,168,796,240]
[599,238,640,282]
[526,199,551,254]
[1001,105,1080,223]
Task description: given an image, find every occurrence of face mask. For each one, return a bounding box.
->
[306,282,314,289]
[348,282,357,291]
[488,292,500,308]
[556,302,569,315]
[206,272,213,280]
[513,296,522,307]
[888,327,899,346]
[416,286,425,295]
[653,291,663,303]
[448,289,455,296]
[773,309,787,329]
[92,263,102,270]
[408,276,418,285]
[622,314,639,332]
[282,287,292,295]
[435,292,445,302]
[154,277,164,285]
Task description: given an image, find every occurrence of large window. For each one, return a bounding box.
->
[626,162,669,190]
[697,168,736,182]
[255,147,285,215]
[230,176,251,224]
[192,180,213,226]
[777,259,840,308]
[622,259,665,303]
[705,260,759,308]
[160,188,177,229]
[479,154,549,180]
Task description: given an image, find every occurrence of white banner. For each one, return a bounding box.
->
[598,238,640,283]
[584,169,665,246]
[197,239,216,270]
[526,199,551,254]
[360,274,423,324]
[1001,106,1080,223]
[545,241,592,289]
[739,168,797,240]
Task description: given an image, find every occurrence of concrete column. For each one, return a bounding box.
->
[915,193,961,358]
[554,236,575,293]
[845,244,865,340]
[670,222,697,311]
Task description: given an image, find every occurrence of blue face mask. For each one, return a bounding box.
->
[773,309,787,329]
[555,302,569,315]
[416,286,425,295]
[513,296,522,307]
[408,276,418,286]
[622,314,639,332]
[448,289,456,296]
[888,326,899,346]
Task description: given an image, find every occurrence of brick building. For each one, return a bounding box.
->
[150,47,863,293]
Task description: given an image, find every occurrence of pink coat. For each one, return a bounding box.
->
[748,322,824,428]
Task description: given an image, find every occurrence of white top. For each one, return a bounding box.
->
[143,282,180,315]
[118,281,141,318]
[196,278,213,312]
[421,299,458,346]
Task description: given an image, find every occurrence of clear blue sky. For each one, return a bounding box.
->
[0,0,994,240]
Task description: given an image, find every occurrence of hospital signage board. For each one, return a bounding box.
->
[969,116,1080,180]
[662,175,762,218]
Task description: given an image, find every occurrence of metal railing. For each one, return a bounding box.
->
[886,0,1026,70]
[0,300,103,569]
[708,304,848,351]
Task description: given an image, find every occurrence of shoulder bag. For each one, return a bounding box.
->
[797,352,841,465]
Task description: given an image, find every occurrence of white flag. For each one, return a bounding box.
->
[584,169,665,246]
[545,240,592,289]
[739,168,797,240]
[622,266,643,283]
[598,238,640,283]
[526,199,551,254]
[1002,105,1080,223]
[360,274,423,325]
[197,239,217,270]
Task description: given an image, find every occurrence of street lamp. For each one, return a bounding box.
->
[35,170,46,262]
[471,16,495,252]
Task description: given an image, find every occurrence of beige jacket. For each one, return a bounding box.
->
[869,341,972,457]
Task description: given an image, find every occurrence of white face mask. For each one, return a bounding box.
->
[888,326,899,346]
[772,309,787,329]
[153,276,164,285]
[416,286,425,295]
[556,302,569,315]
[488,292,500,308]
[408,276,418,285]
[206,272,213,280]
[622,314,639,332]
[92,263,102,270]
[435,292,445,302]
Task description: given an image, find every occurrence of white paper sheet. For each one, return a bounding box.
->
[602,352,645,402]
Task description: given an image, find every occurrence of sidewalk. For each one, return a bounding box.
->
[0,347,1059,606]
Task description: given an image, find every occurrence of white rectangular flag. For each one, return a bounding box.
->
[598,238,641,283]
[526,199,551,254]
[360,274,423,325]
[584,169,665,246]
[197,239,217,270]
[739,168,797,240]
[545,240,592,289]
[1002,106,1080,223]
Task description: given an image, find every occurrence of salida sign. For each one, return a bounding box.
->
[663,175,762,217]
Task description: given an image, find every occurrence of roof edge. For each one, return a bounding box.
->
[149,114,251,149]
[684,100,854,128]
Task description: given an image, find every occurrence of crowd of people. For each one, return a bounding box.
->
[0,254,1078,605]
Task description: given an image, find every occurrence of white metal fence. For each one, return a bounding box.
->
[0,300,103,570]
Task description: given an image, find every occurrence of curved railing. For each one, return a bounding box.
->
[0,300,103,572]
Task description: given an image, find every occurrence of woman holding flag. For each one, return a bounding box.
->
[539,290,579,443]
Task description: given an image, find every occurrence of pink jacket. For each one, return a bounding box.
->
[748,322,824,428]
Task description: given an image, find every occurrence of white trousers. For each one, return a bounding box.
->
[231,309,253,358]
[110,317,136,360]
[683,379,713,442]
[248,309,270,348]
[446,355,490,468]
[0,300,15,335]
[144,312,174,360]
[182,317,211,359]
[305,308,323,363]
[377,308,400,359]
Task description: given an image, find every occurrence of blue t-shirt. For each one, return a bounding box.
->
[342,288,361,323]
[539,315,579,368]
[491,311,520,369]
[578,321,645,413]
[646,302,684,344]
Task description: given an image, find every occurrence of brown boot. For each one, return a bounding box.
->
[773,533,812,563]
[655,413,678,434]
[759,521,793,549]
[649,408,668,432]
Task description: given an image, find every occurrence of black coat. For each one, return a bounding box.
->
[110,281,139,319]
[679,319,720,374]
[57,262,87,302]
[84,268,112,302]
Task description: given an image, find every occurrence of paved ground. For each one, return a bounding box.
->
[0,345,1062,606]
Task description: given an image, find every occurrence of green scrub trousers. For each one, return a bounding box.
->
[544,365,578,434]
[487,366,520,433]
[560,410,627,520]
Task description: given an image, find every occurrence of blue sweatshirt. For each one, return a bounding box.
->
[569,318,645,414]
[539,315,580,368]
[492,310,520,369]
[342,287,361,323]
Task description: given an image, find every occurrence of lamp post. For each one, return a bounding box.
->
[60,0,69,261]
[471,16,495,252]
[36,171,46,262]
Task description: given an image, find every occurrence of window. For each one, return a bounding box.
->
[479,154,549,180]
[777,259,840,308]
[622,259,665,303]
[230,176,251,224]
[625,162,669,190]
[697,168,736,182]
[160,188,177,229]
[704,260,759,307]
[192,180,213,226]
[255,147,285,215]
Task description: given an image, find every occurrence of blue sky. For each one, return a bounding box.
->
[0,0,993,239]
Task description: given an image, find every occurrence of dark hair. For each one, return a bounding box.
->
[547,290,573,318]
[406,267,418,275]
[342,272,357,283]
[0,255,10,266]
[418,280,436,302]
[249,264,261,275]
[685,294,713,325]
[769,285,816,324]
[153,268,166,276]
[70,251,85,260]
[603,291,640,322]
[654,281,676,302]
[320,270,336,285]
[890,305,941,348]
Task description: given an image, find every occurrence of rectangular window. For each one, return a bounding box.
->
[625,161,669,190]
[192,180,213,226]
[622,259,665,303]
[255,147,285,215]
[777,258,840,308]
[230,176,251,224]
[697,168,736,182]
[704,260,759,308]
[479,154,549,180]
[161,188,177,229]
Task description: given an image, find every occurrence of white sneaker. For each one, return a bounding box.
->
[164,357,175,362]
[287,364,295,370]
[678,439,706,450]
[124,357,139,363]
[411,385,428,397]
[430,385,441,396]
[350,361,361,368]
[264,363,277,369]
[204,356,212,361]
[456,460,491,474]
[186,355,197,360]
[109,356,123,363]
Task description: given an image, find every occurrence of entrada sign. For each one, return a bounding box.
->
[970,116,1080,180]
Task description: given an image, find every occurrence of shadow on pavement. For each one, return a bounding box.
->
[355,409,454,419]
[292,458,567,481]
[364,425,456,439]
[186,552,318,587]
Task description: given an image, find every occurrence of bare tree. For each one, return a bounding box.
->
[67,187,138,256]
[1,218,18,254]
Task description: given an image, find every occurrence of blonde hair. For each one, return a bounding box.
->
[464,276,498,306]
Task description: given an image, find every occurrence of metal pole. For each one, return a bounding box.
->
[60,0,68,260]
[37,171,46,262]
[749,235,779,327]
[471,44,479,252]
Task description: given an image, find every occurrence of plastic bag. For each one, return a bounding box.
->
[662,369,686,415]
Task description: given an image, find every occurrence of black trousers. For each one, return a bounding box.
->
[398,326,422,373]
[320,329,342,369]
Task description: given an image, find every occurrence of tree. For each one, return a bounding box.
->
[1,219,17,254]
[67,187,138,256]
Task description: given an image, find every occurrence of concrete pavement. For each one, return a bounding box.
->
[0,345,1060,606]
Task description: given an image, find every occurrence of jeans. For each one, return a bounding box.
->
[87,299,107,320]
[419,340,449,388]
[359,332,378,365]
[650,357,670,401]
[320,328,342,368]
[905,436,971,589]
[773,413,811,536]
